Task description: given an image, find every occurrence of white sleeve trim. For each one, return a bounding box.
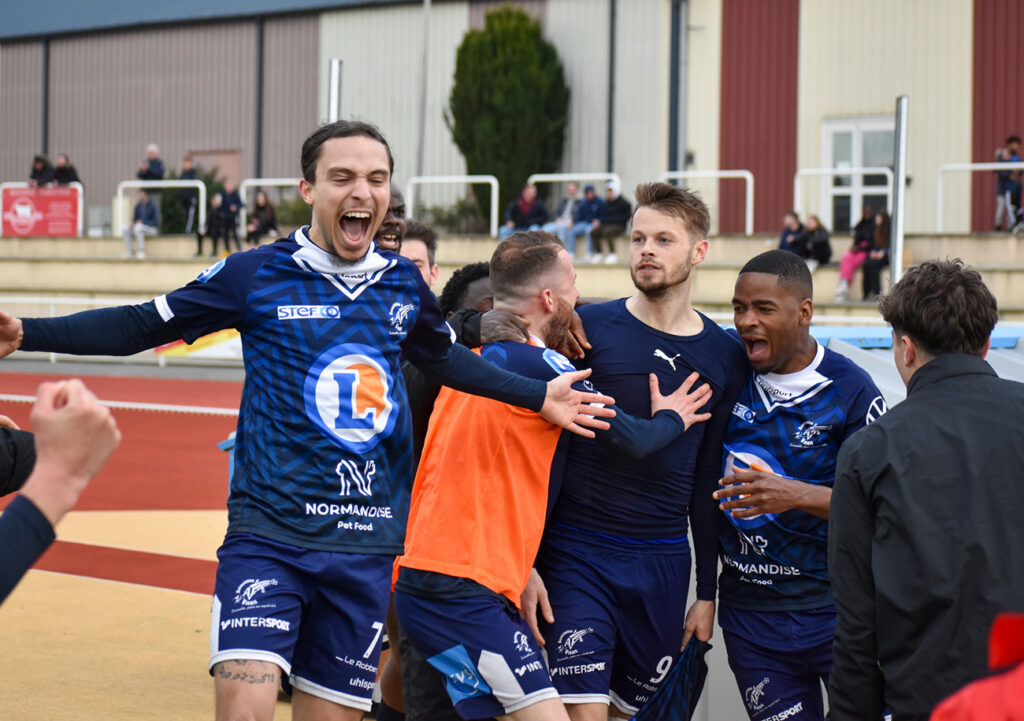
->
[154,294,175,322]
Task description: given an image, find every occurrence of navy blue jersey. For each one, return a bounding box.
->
[550,299,747,599]
[157,228,454,554]
[718,344,886,610]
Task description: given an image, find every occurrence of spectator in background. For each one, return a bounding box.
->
[219,181,243,253]
[829,260,1024,721]
[994,135,1021,232]
[861,211,891,301]
[53,154,81,186]
[799,214,832,272]
[123,189,158,259]
[28,155,55,187]
[834,205,875,302]
[0,379,121,605]
[245,191,278,246]
[499,183,548,240]
[178,155,200,234]
[197,193,224,257]
[571,184,603,262]
[777,210,804,254]
[589,178,631,264]
[400,220,440,288]
[137,143,165,181]
[542,181,582,255]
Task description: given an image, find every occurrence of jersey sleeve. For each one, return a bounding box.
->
[838,365,888,440]
[399,266,456,367]
[20,302,181,356]
[0,495,55,604]
[155,252,265,342]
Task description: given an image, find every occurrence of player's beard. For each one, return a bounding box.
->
[630,256,692,299]
[541,295,576,351]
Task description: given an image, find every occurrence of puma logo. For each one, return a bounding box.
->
[653,349,681,371]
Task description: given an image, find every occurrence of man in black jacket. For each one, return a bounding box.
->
[828,259,1024,721]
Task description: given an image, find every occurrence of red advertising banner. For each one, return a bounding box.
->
[1,186,81,237]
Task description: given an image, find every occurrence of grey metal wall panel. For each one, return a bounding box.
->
[0,42,45,187]
[262,15,319,180]
[47,22,257,210]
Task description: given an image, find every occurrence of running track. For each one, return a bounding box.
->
[0,372,242,595]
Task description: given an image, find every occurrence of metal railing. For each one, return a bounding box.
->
[239,177,301,235]
[406,175,500,238]
[661,170,755,236]
[792,166,894,218]
[115,179,206,237]
[0,181,85,238]
[936,161,1024,232]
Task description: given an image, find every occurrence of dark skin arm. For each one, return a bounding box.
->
[713,469,832,519]
[479,308,592,360]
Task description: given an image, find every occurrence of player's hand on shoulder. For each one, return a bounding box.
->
[552,310,590,360]
[0,311,24,359]
[541,367,615,438]
[650,372,712,430]
[521,568,553,647]
[479,309,530,345]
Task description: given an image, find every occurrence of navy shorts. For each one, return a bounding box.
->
[720,607,835,721]
[209,533,392,711]
[394,589,559,720]
[535,526,692,716]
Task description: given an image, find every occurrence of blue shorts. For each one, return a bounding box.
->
[535,526,692,716]
[720,607,835,721]
[394,589,560,720]
[209,533,392,711]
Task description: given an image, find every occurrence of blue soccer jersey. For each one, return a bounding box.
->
[718,343,886,610]
[549,299,747,599]
[157,228,455,554]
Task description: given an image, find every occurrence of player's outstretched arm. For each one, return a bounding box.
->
[714,469,832,519]
[0,311,24,359]
[540,368,614,438]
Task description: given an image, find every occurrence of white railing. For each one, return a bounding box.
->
[936,161,1024,232]
[526,172,623,191]
[0,181,85,238]
[115,179,207,237]
[793,166,894,217]
[661,170,755,236]
[239,177,301,235]
[406,175,500,238]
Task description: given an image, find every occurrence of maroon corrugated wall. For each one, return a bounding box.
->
[719,0,800,235]
[972,0,1024,232]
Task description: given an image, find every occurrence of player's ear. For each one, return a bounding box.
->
[299,178,315,207]
[798,298,813,326]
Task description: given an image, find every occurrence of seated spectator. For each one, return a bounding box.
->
[834,204,875,302]
[137,143,165,181]
[178,155,200,234]
[795,214,832,271]
[541,181,582,254]
[53,154,81,186]
[220,181,243,253]
[589,179,631,263]
[245,190,278,246]
[570,184,603,262]
[861,211,890,302]
[28,155,55,187]
[498,183,548,240]
[777,211,804,254]
[122,189,158,259]
[994,135,1021,232]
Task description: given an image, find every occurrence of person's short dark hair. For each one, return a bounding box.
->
[403,220,438,266]
[489,231,564,303]
[1007,135,1021,145]
[879,259,998,357]
[300,120,394,183]
[33,154,47,165]
[739,249,813,299]
[439,262,490,317]
[633,182,711,241]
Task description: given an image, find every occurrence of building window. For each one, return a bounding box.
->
[821,117,893,231]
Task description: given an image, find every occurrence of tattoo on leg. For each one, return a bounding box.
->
[215,661,279,685]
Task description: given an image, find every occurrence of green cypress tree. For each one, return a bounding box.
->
[446,5,570,219]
